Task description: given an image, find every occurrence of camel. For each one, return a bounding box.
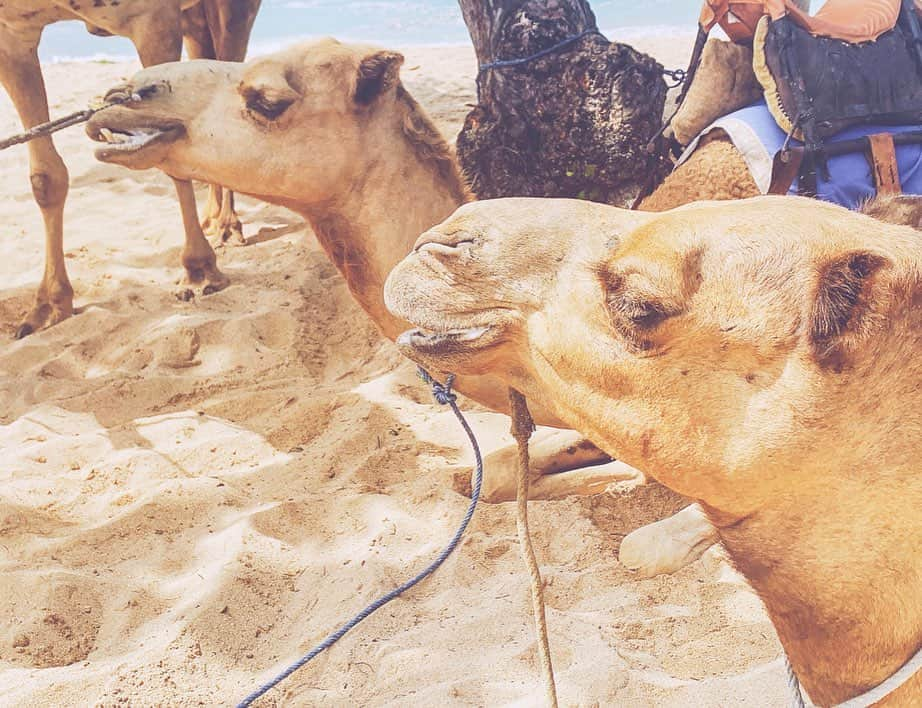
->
[84,39,920,578]
[383,195,922,706]
[84,39,648,507]
[0,0,260,339]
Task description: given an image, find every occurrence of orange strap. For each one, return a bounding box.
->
[867,133,902,195]
[699,0,909,43]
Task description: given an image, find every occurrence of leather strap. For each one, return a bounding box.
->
[769,147,804,194]
[867,132,902,195]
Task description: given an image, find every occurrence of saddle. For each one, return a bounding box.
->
[672,0,922,196]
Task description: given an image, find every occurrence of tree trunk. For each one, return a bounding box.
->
[457,0,671,206]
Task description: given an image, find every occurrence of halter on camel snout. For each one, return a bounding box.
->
[0,81,169,152]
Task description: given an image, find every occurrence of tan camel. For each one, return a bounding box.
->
[85,39,646,507]
[84,40,915,578]
[0,0,260,339]
[384,195,922,706]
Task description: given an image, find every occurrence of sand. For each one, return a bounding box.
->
[0,37,789,706]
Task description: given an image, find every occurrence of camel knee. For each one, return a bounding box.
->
[30,165,68,210]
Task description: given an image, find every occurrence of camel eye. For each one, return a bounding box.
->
[245,93,294,120]
[607,293,668,331]
[625,301,667,329]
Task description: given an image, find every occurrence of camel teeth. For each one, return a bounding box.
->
[99,127,114,142]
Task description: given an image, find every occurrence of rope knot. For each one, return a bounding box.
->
[417,366,457,405]
[662,67,687,88]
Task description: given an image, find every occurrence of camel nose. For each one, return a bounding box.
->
[413,229,475,255]
[102,80,170,107]
[102,83,137,105]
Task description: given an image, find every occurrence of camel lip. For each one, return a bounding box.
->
[87,119,185,161]
[396,325,496,355]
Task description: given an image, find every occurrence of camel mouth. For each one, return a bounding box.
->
[396,325,497,356]
[88,121,184,161]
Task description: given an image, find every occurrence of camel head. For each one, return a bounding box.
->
[87,39,409,205]
[386,196,922,514]
[384,198,651,381]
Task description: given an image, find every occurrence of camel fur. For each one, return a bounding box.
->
[384,195,922,706]
[0,0,260,339]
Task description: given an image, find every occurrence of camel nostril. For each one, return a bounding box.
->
[417,241,456,256]
[103,85,133,103]
[416,238,474,255]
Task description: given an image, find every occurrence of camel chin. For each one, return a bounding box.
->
[398,324,493,353]
[395,325,504,373]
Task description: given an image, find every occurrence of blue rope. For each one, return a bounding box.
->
[236,367,483,707]
[478,28,601,74]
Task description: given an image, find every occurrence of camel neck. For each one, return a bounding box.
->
[302,138,466,342]
[711,487,922,706]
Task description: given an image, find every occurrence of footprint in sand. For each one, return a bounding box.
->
[153,326,201,369]
[0,572,102,669]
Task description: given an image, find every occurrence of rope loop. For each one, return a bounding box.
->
[662,67,687,88]
[417,366,457,405]
[478,28,602,75]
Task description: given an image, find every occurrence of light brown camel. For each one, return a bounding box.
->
[384,195,922,706]
[0,0,260,339]
[84,39,646,506]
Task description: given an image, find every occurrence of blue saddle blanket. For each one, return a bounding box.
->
[677,100,922,210]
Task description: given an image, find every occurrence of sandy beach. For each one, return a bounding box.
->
[0,37,790,706]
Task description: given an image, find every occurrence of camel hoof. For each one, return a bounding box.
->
[223,224,247,247]
[14,323,34,340]
[204,220,246,248]
[176,288,195,302]
[202,283,223,296]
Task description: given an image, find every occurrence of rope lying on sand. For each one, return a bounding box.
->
[236,368,483,707]
[236,373,561,707]
[509,389,559,708]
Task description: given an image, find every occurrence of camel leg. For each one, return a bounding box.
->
[618,504,718,577]
[526,459,643,499]
[180,3,232,246]
[0,33,73,339]
[214,187,245,245]
[469,429,641,502]
[201,184,245,246]
[130,10,228,296]
[186,0,258,246]
[173,178,230,296]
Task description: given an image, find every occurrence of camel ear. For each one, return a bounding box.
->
[238,62,300,121]
[810,251,890,371]
[354,51,404,105]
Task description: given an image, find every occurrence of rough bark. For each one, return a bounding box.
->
[457,0,671,206]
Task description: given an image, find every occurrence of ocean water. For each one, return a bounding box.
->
[37,0,705,62]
